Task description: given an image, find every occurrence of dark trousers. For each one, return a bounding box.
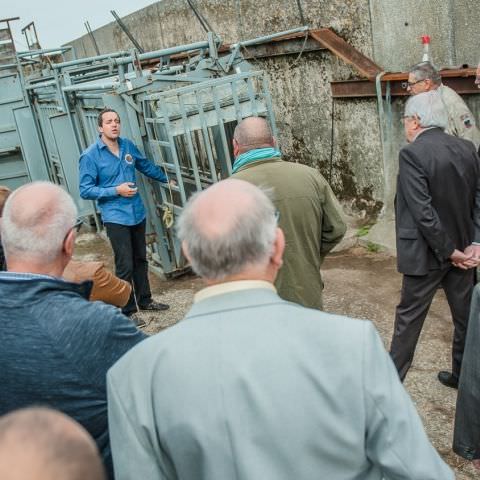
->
[390,266,474,381]
[105,220,152,314]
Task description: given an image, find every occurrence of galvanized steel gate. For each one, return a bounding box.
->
[0,28,304,275]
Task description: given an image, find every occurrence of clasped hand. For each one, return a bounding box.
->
[450,245,480,269]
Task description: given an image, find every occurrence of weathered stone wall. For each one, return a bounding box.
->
[66,0,480,235]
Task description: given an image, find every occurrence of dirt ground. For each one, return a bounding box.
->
[74,232,477,479]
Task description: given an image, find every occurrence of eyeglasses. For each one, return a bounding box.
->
[406,79,427,88]
[72,218,83,233]
[401,115,416,124]
[63,218,83,244]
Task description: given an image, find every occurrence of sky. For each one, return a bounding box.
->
[3,0,158,51]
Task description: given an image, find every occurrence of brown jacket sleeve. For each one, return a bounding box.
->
[63,260,132,308]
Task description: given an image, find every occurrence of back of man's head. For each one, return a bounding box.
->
[177,179,278,281]
[404,90,448,129]
[233,117,274,151]
[1,182,77,265]
[0,407,106,480]
[410,61,442,86]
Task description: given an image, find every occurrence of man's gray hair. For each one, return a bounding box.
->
[1,181,77,263]
[409,61,442,85]
[177,184,277,280]
[404,90,448,129]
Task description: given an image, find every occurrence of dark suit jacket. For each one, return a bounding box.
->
[454,284,480,460]
[395,128,480,276]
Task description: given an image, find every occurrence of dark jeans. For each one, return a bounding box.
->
[390,266,473,381]
[105,220,152,314]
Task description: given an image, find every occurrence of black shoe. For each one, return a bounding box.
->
[437,371,459,389]
[129,313,147,328]
[139,301,169,312]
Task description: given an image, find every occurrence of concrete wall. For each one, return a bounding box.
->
[370,0,480,69]
[67,0,480,237]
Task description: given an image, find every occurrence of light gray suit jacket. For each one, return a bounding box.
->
[107,288,453,480]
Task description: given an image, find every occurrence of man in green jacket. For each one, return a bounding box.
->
[232,116,346,309]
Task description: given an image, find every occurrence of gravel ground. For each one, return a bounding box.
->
[74,232,477,478]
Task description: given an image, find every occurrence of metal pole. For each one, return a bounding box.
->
[85,21,101,56]
[111,10,145,53]
[114,40,210,65]
[52,51,130,70]
[231,26,309,48]
[62,82,119,92]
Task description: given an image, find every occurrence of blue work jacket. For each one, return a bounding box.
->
[79,136,167,225]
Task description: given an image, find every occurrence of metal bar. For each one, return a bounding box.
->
[178,94,202,191]
[211,86,232,175]
[232,26,309,48]
[246,77,258,116]
[239,37,324,59]
[145,70,263,100]
[0,63,18,71]
[25,79,57,90]
[110,10,145,53]
[62,82,119,92]
[114,40,210,66]
[230,79,243,124]
[331,74,480,98]
[0,171,27,181]
[194,89,218,182]
[159,97,187,204]
[17,46,73,57]
[85,21,101,56]
[185,0,213,34]
[52,51,130,70]
[310,28,382,80]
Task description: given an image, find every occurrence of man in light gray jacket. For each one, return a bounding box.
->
[107,179,453,480]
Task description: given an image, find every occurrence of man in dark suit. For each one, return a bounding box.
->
[390,90,480,388]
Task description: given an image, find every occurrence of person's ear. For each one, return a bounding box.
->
[271,227,285,269]
[412,115,422,130]
[63,229,75,260]
[425,79,434,91]
[182,241,192,264]
[233,138,240,158]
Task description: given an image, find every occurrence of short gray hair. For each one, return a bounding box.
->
[177,182,277,280]
[404,90,448,129]
[410,61,442,85]
[1,181,77,263]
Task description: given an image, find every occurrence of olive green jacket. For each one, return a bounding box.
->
[233,157,346,309]
[439,84,480,150]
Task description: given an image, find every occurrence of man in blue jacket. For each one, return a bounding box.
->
[80,108,169,317]
[0,181,146,479]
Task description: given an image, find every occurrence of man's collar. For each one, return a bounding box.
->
[0,271,58,281]
[194,280,276,303]
[412,126,439,142]
[97,135,121,150]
